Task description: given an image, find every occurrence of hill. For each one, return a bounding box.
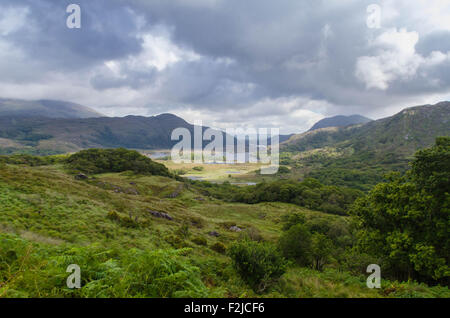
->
[280,101,450,190]
[0,113,230,154]
[309,115,372,131]
[0,98,104,119]
[0,149,448,297]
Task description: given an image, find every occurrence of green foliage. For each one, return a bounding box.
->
[65,148,170,176]
[176,223,190,239]
[278,224,312,266]
[192,178,362,215]
[277,166,290,174]
[0,234,209,298]
[0,154,62,166]
[1,139,449,298]
[310,233,333,271]
[191,236,207,246]
[228,240,287,292]
[351,137,450,284]
[210,242,226,254]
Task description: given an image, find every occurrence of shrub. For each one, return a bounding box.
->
[191,236,207,246]
[65,148,170,176]
[278,224,312,266]
[210,242,226,254]
[228,240,286,292]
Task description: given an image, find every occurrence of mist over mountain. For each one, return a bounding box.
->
[309,115,372,131]
[0,98,104,119]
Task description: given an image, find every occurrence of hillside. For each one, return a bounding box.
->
[0,149,448,298]
[0,113,230,155]
[284,102,450,154]
[309,115,372,131]
[0,98,104,119]
[280,102,450,190]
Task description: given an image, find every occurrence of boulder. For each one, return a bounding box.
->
[229,226,242,232]
[75,173,88,180]
[148,209,173,221]
[208,231,220,237]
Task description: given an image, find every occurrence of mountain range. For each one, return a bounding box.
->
[0,98,448,159]
[280,101,450,189]
[282,101,450,156]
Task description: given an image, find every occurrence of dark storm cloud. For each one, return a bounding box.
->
[0,0,449,133]
[1,0,142,72]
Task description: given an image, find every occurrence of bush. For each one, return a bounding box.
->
[191,236,207,246]
[210,242,226,254]
[228,240,286,292]
[278,224,312,266]
[65,148,170,176]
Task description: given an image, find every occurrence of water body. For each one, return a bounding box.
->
[187,176,204,181]
[148,152,169,159]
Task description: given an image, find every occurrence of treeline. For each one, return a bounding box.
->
[192,178,362,215]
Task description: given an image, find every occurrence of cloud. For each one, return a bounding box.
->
[0,0,449,133]
[355,28,450,90]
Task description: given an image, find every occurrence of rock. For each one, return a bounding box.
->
[195,197,206,201]
[75,173,88,180]
[148,209,173,221]
[208,231,220,237]
[229,226,242,232]
[167,184,184,198]
[125,188,140,195]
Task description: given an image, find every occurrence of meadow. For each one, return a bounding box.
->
[0,147,448,297]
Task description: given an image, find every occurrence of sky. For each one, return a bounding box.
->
[0,0,449,134]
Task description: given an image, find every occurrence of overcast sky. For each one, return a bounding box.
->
[0,0,449,133]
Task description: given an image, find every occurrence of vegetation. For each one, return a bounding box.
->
[65,148,170,177]
[191,178,362,215]
[0,140,449,298]
[228,240,287,292]
[351,137,450,285]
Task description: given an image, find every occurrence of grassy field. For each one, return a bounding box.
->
[0,160,448,298]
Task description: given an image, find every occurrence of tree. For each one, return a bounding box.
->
[310,233,333,271]
[351,137,449,283]
[278,224,312,266]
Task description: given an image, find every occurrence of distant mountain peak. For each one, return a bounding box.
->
[309,114,372,131]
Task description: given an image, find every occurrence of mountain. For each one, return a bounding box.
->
[0,113,232,154]
[0,98,104,119]
[281,101,450,190]
[284,102,450,154]
[309,114,372,131]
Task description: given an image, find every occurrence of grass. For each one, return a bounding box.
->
[0,161,448,298]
